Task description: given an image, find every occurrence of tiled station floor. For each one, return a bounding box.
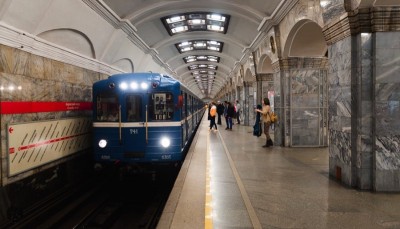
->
[157,115,400,229]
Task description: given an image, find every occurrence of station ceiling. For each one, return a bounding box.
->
[100,0,294,98]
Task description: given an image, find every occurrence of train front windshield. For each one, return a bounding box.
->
[95,92,175,122]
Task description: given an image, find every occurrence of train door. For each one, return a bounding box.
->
[190,95,194,133]
[123,94,146,157]
[184,92,188,141]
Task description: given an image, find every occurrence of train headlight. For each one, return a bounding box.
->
[160,137,171,148]
[99,139,107,148]
[120,82,128,90]
[130,82,138,89]
[141,82,148,90]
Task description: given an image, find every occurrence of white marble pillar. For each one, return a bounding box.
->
[323,4,400,191]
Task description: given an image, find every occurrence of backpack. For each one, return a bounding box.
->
[269,112,278,123]
[210,107,216,117]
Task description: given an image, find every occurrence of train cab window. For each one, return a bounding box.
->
[149,93,174,120]
[126,95,141,122]
[96,93,119,122]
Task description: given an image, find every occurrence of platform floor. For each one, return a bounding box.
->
[157,115,400,229]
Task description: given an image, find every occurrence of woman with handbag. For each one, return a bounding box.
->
[255,98,273,147]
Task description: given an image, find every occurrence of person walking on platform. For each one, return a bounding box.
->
[217,101,224,125]
[226,101,235,130]
[223,101,229,129]
[255,98,273,147]
[207,102,212,121]
[235,100,241,124]
[209,102,218,131]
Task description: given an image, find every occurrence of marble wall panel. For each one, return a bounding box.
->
[280,66,328,147]
[284,71,291,146]
[0,45,29,75]
[360,35,372,108]
[0,44,103,184]
[292,108,320,145]
[357,167,372,190]
[328,37,353,185]
[375,169,400,192]
[321,0,346,25]
[329,156,352,185]
[375,32,400,175]
[273,72,283,146]
[328,38,352,73]
[357,136,373,168]
[360,101,372,135]
[329,129,352,164]
[292,94,319,107]
[24,54,45,79]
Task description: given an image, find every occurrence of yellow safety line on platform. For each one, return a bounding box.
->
[218,131,262,229]
[205,131,213,229]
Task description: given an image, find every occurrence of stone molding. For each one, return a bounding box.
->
[322,14,351,45]
[243,81,253,87]
[323,6,400,45]
[0,22,122,75]
[256,73,274,82]
[272,57,328,72]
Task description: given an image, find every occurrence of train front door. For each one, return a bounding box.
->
[123,94,146,158]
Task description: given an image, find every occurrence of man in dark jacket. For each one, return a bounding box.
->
[226,102,235,130]
[216,101,224,125]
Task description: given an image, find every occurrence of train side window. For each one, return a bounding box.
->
[149,93,174,120]
[96,93,119,122]
[126,95,141,122]
[188,95,192,116]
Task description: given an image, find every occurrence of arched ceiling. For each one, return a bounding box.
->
[99,0,294,98]
[283,20,327,58]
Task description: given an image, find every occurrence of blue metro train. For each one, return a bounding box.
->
[92,72,204,169]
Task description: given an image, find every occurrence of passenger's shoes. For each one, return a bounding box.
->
[262,139,269,147]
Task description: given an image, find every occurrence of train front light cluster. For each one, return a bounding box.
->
[119,81,148,90]
[141,82,148,89]
[160,137,171,148]
[98,139,107,148]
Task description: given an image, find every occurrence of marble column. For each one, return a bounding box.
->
[243,81,254,126]
[323,5,400,191]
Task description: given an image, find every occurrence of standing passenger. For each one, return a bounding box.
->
[209,102,218,131]
[217,101,224,125]
[224,101,229,129]
[253,104,262,137]
[255,98,273,147]
[226,102,235,130]
[235,100,241,124]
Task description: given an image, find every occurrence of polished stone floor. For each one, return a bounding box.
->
[158,116,400,229]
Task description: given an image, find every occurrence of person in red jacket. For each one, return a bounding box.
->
[209,102,218,131]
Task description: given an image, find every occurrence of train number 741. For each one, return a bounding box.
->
[130,129,139,134]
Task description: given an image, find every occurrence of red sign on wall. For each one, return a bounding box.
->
[0,101,92,114]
